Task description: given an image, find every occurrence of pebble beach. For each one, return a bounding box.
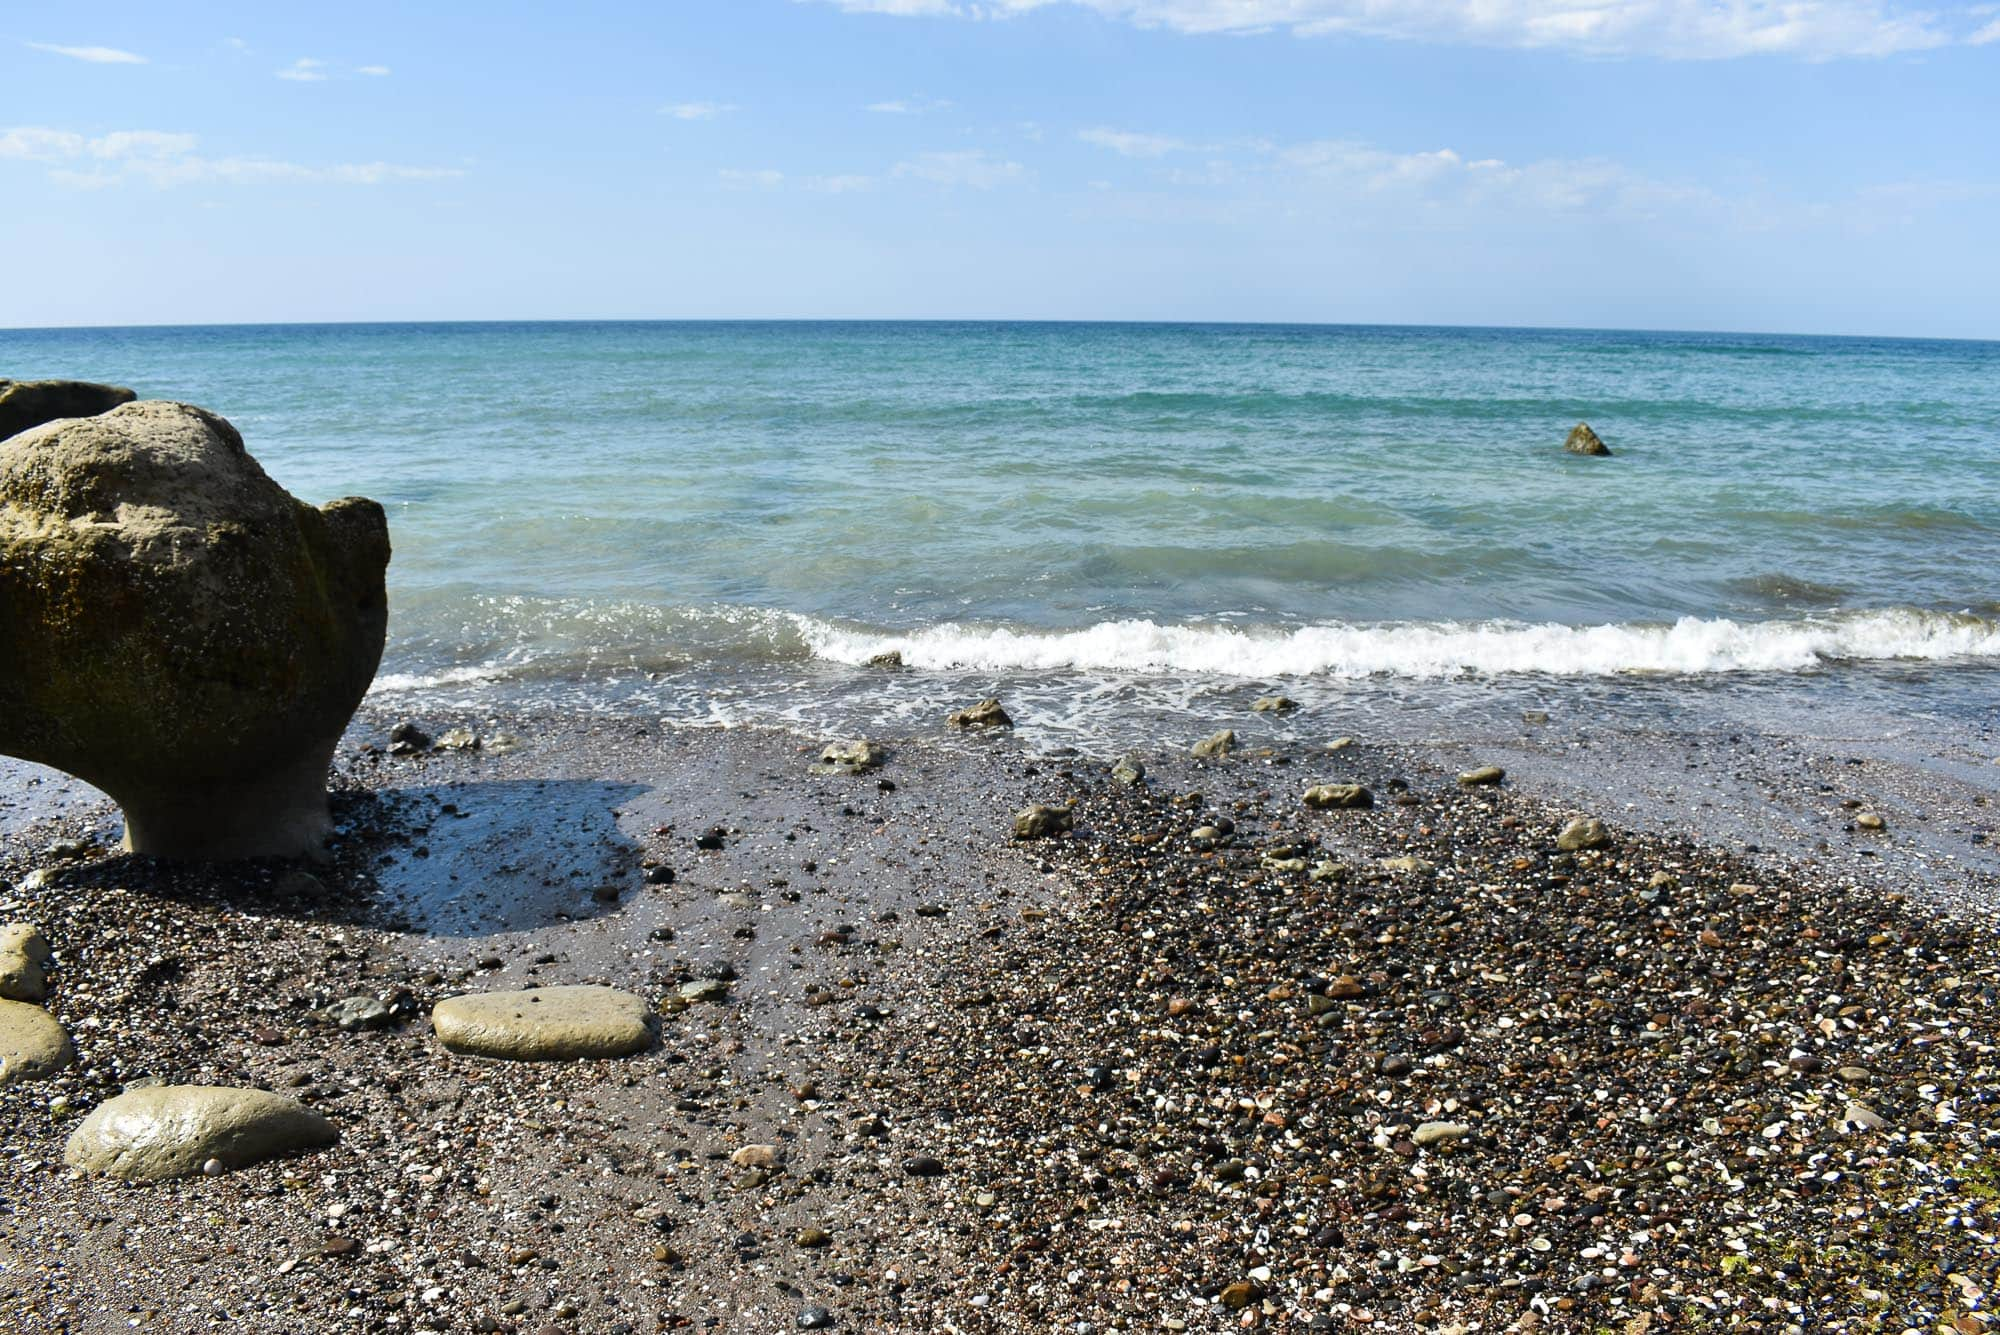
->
[4,704,1998,1334]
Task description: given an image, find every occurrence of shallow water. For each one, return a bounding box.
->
[5,319,1998,744]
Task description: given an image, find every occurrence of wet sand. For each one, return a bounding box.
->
[3,705,1999,1333]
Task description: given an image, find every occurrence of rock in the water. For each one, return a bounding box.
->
[812,739,885,775]
[387,721,430,755]
[1251,696,1297,714]
[1457,765,1506,786]
[63,1085,335,1181]
[867,650,904,669]
[1111,755,1145,786]
[323,996,392,1031]
[0,378,136,442]
[432,726,480,751]
[1013,804,1074,840]
[0,998,73,1085]
[947,697,1013,729]
[0,924,52,1003]
[1564,422,1612,456]
[1556,816,1610,851]
[431,985,655,1060]
[1191,730,1236,759]
[1302,783,1372,810]
[0,401,390,860]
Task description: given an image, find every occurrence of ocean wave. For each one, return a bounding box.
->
[798,608,2000,679]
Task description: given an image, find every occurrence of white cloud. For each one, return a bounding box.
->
[719,168,786,188]
[27,42,147,64]
[1078,127,1193,157]
[0,124,462,187]
[892,149,1027,188]
[278,57,328,82]
[807,173,877,192]
[867,95,953,113]
[664,101,738,120]
[809,0,1970,59]
[1970,14,2000,42]
[356,64,392,76]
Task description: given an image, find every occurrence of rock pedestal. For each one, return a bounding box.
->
[0,401,390,860]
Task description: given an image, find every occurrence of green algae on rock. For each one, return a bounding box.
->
[0,401,390,860]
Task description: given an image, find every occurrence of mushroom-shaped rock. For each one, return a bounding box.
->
[431,985,656,1060]
[0,378,136,441]
[1564,422,1612,456]
[0,998,73,1085]
[0,401,390,860]
[63,1085,336,1181]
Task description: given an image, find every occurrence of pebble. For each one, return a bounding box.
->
[64,1085,336,1181]
[1191,730,1237,759]
[947,697,1014,729]
[730,1143,782,1169]
[1303,783,1372,810]
[901,1154,946,1177]
[323,995,392,1031]
[1013,805,1074,840]
[1111,756,1145,786]
[1556,816,1610,851]
[813,739,885,775]
[431,985,656,1060]
[1457,765,1506,786]
[1855,810,1886,830]
[798,1306,834,1330]
[0,924,52,1003]
[1412,1121,1471,1147]
[679,978,732,1004]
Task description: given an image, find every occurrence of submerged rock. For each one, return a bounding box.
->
[0,998,73,1085]
[1191,730,1236,759]
[0,378,135,441]
[63,1085,335,1181]
[867,650,905,669]
[948,697,1013,729]
[432,985,655,1060]
[1251,696,1298,714]
[1564,422,1612,456]
[0,402,390,860]
[0,924,52,1003]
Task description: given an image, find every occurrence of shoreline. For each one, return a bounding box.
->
[3,704,1998,1331]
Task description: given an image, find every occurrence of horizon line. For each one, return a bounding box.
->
[3,316,1997,347]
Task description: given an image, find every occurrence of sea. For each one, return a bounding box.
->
[6,319,2000,753]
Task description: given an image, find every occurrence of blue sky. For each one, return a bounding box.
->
[2,1,1996,336]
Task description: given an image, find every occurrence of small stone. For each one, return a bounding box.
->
[1457,765,1505,786]
[0,999,73,1086]
[1110,756,1145,786]
[321,1236,360,1257]
[1379,1054,1414,1077]
[1013,805,1074,840]
[947,697,1013,729]
[1219,1280,1265,1310]
[1377,855,1434,875]
[388,721,431,755]
[1838,1066,1873,1084]
[798,1307,834,1330]
[1413,1121,1471,1147]
[812,739,886,775]
[1191,730,1236,759]
[201,1157,227,1177]
[1841,1102,1887,1132]
[731,1143,782,1170]
[901,1154,946,1177]
[431,985,656,1060]
[795,1227,832,1248]
[323,996,392,1031]
[0,924,53,1003]
[433,726,480,751]
[1303,783,1372,810]
[1855,810,1886,831]
[1251,696,1297,713]
[1556,817,1609,851]
[64,1086,336,1181]
[679,978,732,1004]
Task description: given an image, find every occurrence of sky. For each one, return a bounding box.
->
[1,1,1996,336]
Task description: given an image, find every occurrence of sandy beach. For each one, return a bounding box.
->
[4,703,1998,1334]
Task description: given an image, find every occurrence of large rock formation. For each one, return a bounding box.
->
[0,379,136,442]
[0,401,390,860]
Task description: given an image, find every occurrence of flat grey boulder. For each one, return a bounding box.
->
[0,923,52,1002]
[63,1085,336,1181]
[0,401,390,860]
[0,378,136,441]
[0,998,73,1085]
[431,984,655,1060]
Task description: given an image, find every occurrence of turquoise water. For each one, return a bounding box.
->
[6,320,2000,743]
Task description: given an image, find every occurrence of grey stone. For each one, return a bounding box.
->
[679,978,732,1004]
[812,739,885,775]
[1191,730,1236,759]
[323,996,392,1031]
[0,402,390,860]
[1013,805,1074,840]
[1457,765,1506,786]
[1302,783,1372,810]
[1413,1121,1471,1147]
[0,998,73,1085]
[0,924,52,1003]
[1251,696,1297,713]
[947,697,1013,729]
[432,985,655,1060]
[1556,817,1610,851]
[63,1085,336,1181]
[1110,756,1145,786]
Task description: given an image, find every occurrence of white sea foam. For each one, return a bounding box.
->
[369,664,516,694]
[797,608,2000,679]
